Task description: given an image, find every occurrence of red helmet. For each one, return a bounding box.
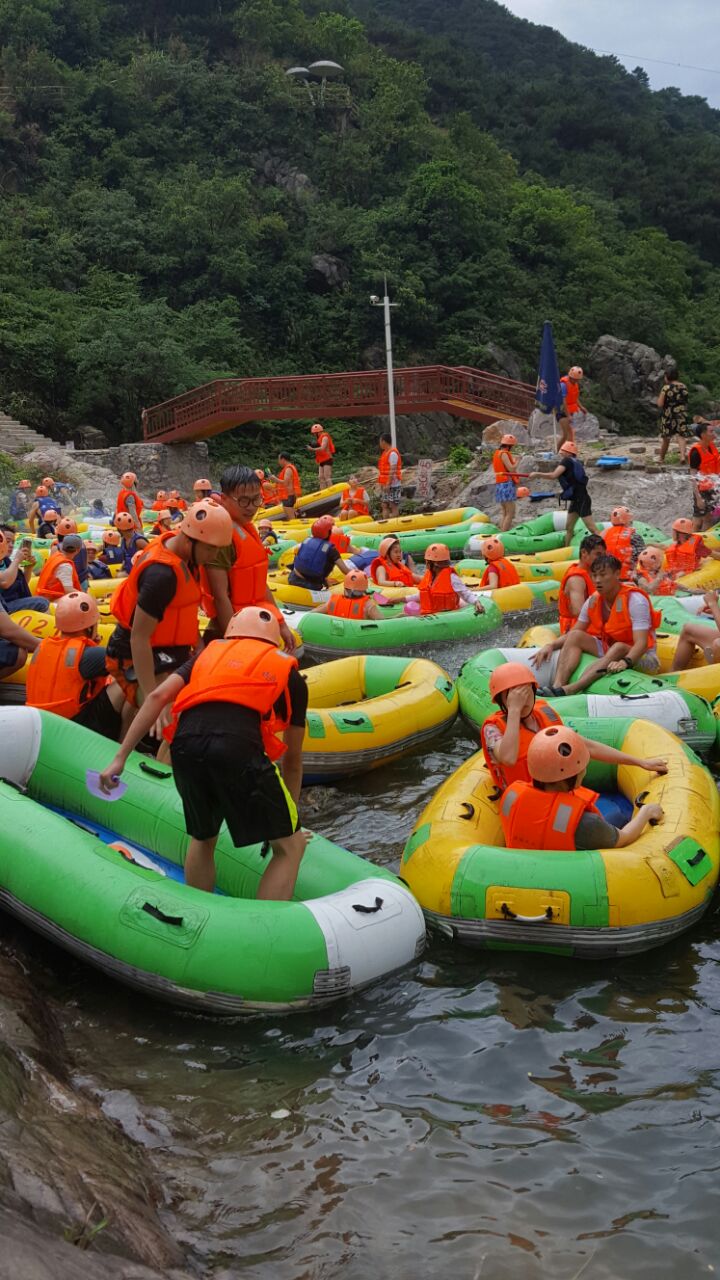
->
[559,441,577,455]
[255,468,265,480]
[311,423,323,435]
[114,512,135,531]
[424,542,451,563]
[155,508,172,522]
[500,433,517,447]
[568,366,584,380]
[610,506,632,526]
[258,518,273,530]
[344,569,368,594]
[54,591,99,634]
[180,499,233,546]
[156,490,167,501]
[480,536,505,562]
[102,529,121,546]
[489,662,538,705]
[527,726,590,784]
[673,518,693,536]
[378,535,400,559]
[225,606,281,645]
[56,517,77,537]
[311,515,335,539]
[42,476,55,487]
[18,479,30,489]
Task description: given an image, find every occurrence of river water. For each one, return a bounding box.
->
[26,623,720,1278]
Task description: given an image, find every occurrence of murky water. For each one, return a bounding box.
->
[20,619,720,1277]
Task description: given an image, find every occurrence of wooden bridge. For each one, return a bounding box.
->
[142,364,536,444]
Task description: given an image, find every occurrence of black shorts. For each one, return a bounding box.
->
[569,490,592,517]
[170,733,297,846]
[282,494,297,509]
[73,688,121,740]
[0,639,19,670]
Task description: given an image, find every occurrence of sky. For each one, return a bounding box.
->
[501,0,720,108]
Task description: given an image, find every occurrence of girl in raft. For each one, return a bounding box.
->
[312,570,382,621]
[369,537,422,587]
[418,544,485,615]
[477,536,521,590]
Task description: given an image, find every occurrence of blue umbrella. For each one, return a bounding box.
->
[535,320,564,416]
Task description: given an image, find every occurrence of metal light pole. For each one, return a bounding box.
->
[371,276,399,450]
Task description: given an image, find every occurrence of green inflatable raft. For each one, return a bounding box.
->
[296,599,503,657]
[464,514,669,559]
[0,709,425,1014]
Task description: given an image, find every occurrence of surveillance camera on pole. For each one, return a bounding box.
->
[370,278,399,450]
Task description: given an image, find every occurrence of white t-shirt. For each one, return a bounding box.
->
[578,591,654,644]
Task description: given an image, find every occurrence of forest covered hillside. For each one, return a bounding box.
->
[0,0,719,443]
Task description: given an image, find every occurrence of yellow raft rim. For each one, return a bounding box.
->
[401,720,720,957]
[267,571,559,614]
[260,483,347,521]
[338,507,488,536]
[302,654,457,780]
[519,622,710,675]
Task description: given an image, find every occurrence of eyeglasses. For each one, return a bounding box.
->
[230,490,262,505]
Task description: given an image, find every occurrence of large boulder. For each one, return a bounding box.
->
[20,441,211,510]
[370,411,487,460]
[307,253,349,292]
[588,336,673,419]
[481,419,530,448]
[527,408,600,445]
[479,343,524,382]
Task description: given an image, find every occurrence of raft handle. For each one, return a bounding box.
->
[487,787,502,803]
[342,716,370,726]
[139,761,172,779]
[501,903,555,923]
[635,790,649,805]
[459,802,475,820]
[352,896,383,914]
[142,902,183,927]
[687,848,707,867]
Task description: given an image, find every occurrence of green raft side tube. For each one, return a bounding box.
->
[0,710,425,1014]
[353,521,480,557]
[650,595,714,636]
[268,538,298,567]
[464,517,669,559]
[456,557,558,580]
[456,647,717,753]
[297,599,503,657]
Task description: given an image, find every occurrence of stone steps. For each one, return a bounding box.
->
[0,412,55,455]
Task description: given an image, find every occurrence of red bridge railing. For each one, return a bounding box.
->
[143,365,536,444]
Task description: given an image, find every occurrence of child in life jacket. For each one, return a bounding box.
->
[340,475,371,520]
[150,508,174,537]
[481,662,667,793]
[602,507,644,579]
[499,725,664,852]
[418,544,485,615]
[257,518,278,547]
[369,536,422,587]
[312,570,382,621]
[53,517,88,588]
[478,536,521,590]
[664,517,720,584]
[114,511,149,574]
[86,543,110,581]
[99,529,125,570]
[635,546,675,596]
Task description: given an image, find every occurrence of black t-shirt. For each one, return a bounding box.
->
[558,457,587,499]
[107,563,190,661]
[173,652,308,749]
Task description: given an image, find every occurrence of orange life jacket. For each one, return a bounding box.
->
[35,550,81,601]
[603,525,635,577]
[377,447,402,486]
[418,566,459,615]
[370,555,415,586]
[276,464,301,500]
[116,487,144,521]
[151,500,168,511]
[500,780,600,851]
[481,700,563,791]
[664,535,705,578]
[26,635,107,719]
[560,375,580,415]
[689,440,720,475]
[637,566,675,596]
[111,531,201,648]
[169,637,297,760]
[326,593,374,619]
[558,562,595,633]
[342,486,370,517]
[330,529,351,554]
[492,448,518,483]
[480,558,520,588]
[261,480,277,505]
[585,584,660,649]
[200,522,268,620]
[314,431,335,465]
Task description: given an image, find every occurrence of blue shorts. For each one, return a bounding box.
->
[495,481,517,503]
[0,639,20,669]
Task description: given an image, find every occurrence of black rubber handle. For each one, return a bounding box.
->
[139,761,172,779]
[459,801,475,820]
[687,848,707,867]
[342,716,367,726]
[142,902,183,926]
[352,896,383,914]
[635,790,650,805]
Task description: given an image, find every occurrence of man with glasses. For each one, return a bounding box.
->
[200,465,296,651]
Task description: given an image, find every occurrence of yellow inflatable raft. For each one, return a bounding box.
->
[302,655,457,781]
[341,507,487,536]
[260,483,348,520]
[519,622,708,674]
[401,720,719,957]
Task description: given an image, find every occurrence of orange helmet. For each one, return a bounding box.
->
[155,508,172,522]
[311,423,323,434]
[480,536,504,562]
[258,518,273,529]
[344,569,368,594]
[500,433,517,446]
[181,499,233,546]
[102,529,121,546]
[156,490,167,501]
[311,515,334,538]
[225,605,281,645]
[568,366,584,379]
[378,535,399,558]
[114,512,135,531]
[56,517,77,537]
[516,486,530,498]
[638,546,664,573]
[559,441,577,455]
[43,509,59,523]
[193,478,211,492]
[18,479,30,489]
[54,590,99,634]
[698,478,715,492]
[489,662,538,705]
[120,471,137,487]
[255,468,265,480]
[424,542,451,563]
[42,476,55,487]
[35,485,48,497]
[610,506,631,526]
[672,518,693,536]
[527,726,590,784]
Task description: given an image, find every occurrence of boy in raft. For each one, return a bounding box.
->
[477,536,520,590]
[635,546,675,596]
[26,590,131,740]
[35,533,84,600]
[312,569,382,621]
[99,528,125,570]
[105,499,234,713]
[0,530,41,679]
[53,517,88,588]
[307,423,335,487]
[0,524,49,614]
[377,433,402,520]
[418,543,485,615]
[340,475,371,520]
[493,433,520,533]
[201,465,295,650]
[370,536,422,586]
[114,510,149,574]
[526,441,601,546]
[98,606,309,898]
[499,725,663,852]
[288,515,353,592]
[482,662,667,792]
[601,506,644,579]
[115,471,144,533]
[534,553,661,696]
[557,533,605,632]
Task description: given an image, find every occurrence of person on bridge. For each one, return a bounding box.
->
[288,515,352,592]
[307,423,335,487]
[558,366,587,445]
[493,434,519,533]
[272,454,302,521]
[377,434,402,520]
[340,475,371,520]
[526,441,602,546]
[115,472,144,533]
[199,465,296,652]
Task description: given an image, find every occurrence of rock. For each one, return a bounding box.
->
[481,419,529,448]
[527,409,600,445]
[253,152,316,202]
[588,335,673,419]
[369,411,487,460]
[307,253,349,293]
[479,343,524,382]
[17,441,210,512]
[72,425,109,450]
[0,1206,195,1280]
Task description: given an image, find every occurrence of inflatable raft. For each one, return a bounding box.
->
[464,514,668,559]
[261,482,348,520]
[457,647,718,754]
[0,709,425,1014]
[302,655,457,781]
[519,621,707,675]
[296,599,503,657]
[401,720,719,956]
